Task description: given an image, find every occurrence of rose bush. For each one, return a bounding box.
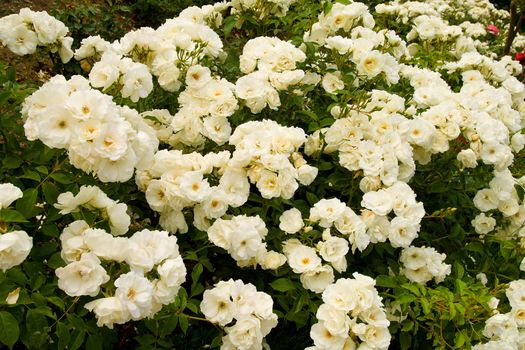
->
[0,0,524,349]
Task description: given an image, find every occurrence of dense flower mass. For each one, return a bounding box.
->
[57,220,186,327]
[0,0,524,348]
[201,279,278,349]
[0,8,73,61]
[308,273,391,349]
[22,75,159,182]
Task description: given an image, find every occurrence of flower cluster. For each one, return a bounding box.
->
[279,189,424,292]
[236,37,306,113]
[280,187,424,293]
[57,220,186,328]
[443,52,524,84]
[280,202,357,293]
[309,2,375,39]
[201,279,278,350]
[229,119,317,199]
[137,149,239,234]
[0,183,32,272]
[311,89,438,187]
[375,1,439,24]
[473,280,525,349]
[399,246,451,284]
[231,0,298,19]
[308,273,390,350]
[360,182,425,248]
[54,186,131,236]
[0,7,73,61]
[472,170,525,241]
[22,75,158,182]
[78,4,227,95]
[89,52,154,102]
[170,64,238,147]
[208,215,285,270]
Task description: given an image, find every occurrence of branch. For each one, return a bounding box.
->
[504,2,519,55]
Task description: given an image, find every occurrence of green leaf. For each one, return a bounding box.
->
[179,315,189,334]
[0,311,19,349]
[50,173,73,184]
[211,334,223,348]
[0,209,28,223]
[15,188,38,219]
[2,156,23,169]
[270,278,296,292]
[42,182,59,204]
[421,299,431,315]
[400,332,412,350]
[6,67,16,82]
[66,314,85,330]
[375,275,398,288]
[56,322,70,350]
[86,335,103,350]
[69,330,85,350]
[223,15,237,37]
[160,316,178,337]
[35,166,48,175]
[401,320,414,332]
[305,192,318,205]
[191,263,203,284]
[323,1,333,14]
[19,170,41,182]
[454,331,466,348]
[297,110,318,121]
[397,294,416,304]
[47,297,65,311]
[25,309,48,346]
[401,283,421,296]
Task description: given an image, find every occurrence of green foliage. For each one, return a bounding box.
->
[129,0,217,28]
[52,0,134,42]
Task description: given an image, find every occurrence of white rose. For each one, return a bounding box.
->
[106,203,130,236]
[357,50,385,78]
[279,208,304,234]
[0,230,32,271]
[258,250,287,270]
[361,190,394,216]
[85,297,131,329]
[224,316,263,350]
[457,149,478,168]
[201,287,236,326]
[300,265,335,293]
[319,236,349,263]
[322,72,345,94]
[297,164,318,185]
[310,322,347,349]
[316,303,351,335]
[157,256,186,288]
[84,228,128,262]
[287,245,321,273]
[473,188,499,212]
[310,198,347,228]
[0,183,23,209]
[55,252,109,297]
[471,212,496,235]
[114,271,154,320]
